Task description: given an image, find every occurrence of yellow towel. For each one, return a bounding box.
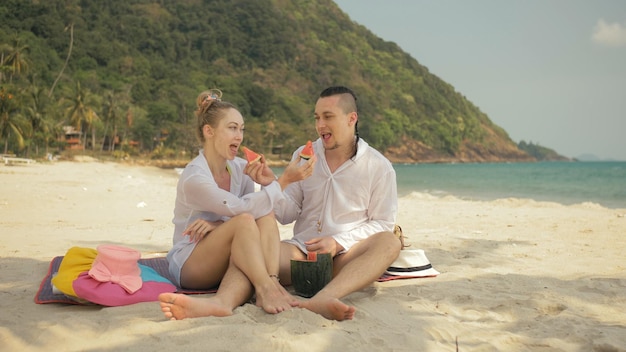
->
[51,247,98,297]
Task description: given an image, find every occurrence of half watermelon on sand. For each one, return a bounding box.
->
[290,252,332,298]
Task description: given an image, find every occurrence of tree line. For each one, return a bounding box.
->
[0,0,519,162]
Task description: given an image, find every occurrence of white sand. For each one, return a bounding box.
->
[1,160,625,351]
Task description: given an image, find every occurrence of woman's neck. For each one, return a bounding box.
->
[203,149,228,178]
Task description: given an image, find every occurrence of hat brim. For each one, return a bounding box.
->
[385,265,440,277]
[385,249,440,277]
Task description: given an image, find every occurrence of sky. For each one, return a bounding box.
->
[334,0,626,161]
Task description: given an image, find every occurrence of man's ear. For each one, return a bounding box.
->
[348,111,358,126]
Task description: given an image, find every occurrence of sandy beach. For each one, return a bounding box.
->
[1,159,625,351]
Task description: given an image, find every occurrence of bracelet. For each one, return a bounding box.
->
[269,274,280,281]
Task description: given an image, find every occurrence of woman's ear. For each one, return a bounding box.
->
[203,124,214,138]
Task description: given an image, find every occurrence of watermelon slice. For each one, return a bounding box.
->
[241,146,261,164]
[299,140,313,160]
[307,251,318,261]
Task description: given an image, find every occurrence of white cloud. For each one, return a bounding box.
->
[592,19,626,47]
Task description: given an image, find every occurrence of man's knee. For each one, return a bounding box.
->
[280,242,306,260]
[371,231,402,257]
[278,242,305,285]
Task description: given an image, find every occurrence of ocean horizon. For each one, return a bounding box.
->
[274,161,626,209]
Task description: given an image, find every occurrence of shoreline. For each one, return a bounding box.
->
[1,161,625,351]
[24,156,626,209]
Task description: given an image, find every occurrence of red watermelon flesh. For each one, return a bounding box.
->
[241,146,261,164]
[300,140,313,160]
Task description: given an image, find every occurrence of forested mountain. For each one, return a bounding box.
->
[518,141,570,161]
[0,0,535,163]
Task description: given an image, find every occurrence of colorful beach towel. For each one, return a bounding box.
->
[35,256,217,305]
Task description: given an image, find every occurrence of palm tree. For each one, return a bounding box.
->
[24,82,55,156]
[85,108,100,150]
[264,110,280,156]
[49,23,74,98]
[0,45,9,84]
[0,37,30,83]
[101,90,127,152]
[0,87,27,154]
[64,81,100,150]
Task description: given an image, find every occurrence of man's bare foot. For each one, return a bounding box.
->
[254,279,299,314]
[299,296,356,321]
[158,293,233,320]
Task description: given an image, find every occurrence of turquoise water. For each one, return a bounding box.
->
[274,161,626,209]
[393,161,626,209]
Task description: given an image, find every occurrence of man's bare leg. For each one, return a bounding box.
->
[298,231,401,321]
[159,262,253,320]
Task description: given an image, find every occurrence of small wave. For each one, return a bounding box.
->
[571,202,605,210]
[401,192,441,200]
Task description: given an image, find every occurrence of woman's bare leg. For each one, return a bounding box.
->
[159,261,252,320]
[180,214,258,289]
[166,213,296,317]
[254,214,299,308]
[228,213,297,313]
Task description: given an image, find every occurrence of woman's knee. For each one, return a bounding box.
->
[231,213,256,226]
[256,211,277,223]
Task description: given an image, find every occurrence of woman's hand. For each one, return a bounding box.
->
[244,155,277,186]
[183,219,223,243]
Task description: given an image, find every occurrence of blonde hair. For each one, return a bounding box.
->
[194,90,236,143]
[195,89,222,108]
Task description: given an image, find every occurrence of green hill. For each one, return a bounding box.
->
[0,0,534,163]
[518,141,570,161]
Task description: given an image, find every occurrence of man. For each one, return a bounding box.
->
[274,86,402,321]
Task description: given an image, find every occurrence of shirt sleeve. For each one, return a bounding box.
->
[332,166,398,251]
[273,150,305,224]
[183,171,282,220]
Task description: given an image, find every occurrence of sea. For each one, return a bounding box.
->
[275,161,626,209]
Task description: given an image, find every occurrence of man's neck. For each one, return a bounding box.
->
[324,139,356,173]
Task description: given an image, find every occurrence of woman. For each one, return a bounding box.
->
[159,91,310,320]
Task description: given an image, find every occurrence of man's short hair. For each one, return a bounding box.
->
[319,86,357,114]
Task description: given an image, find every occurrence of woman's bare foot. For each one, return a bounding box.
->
[275,278,300,306]
[158,293,233,320]
[254,278,299,314]
[298,295,356,321]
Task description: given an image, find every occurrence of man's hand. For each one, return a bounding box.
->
[304,236,343,257]
[183,219,223,243]
[277,155,316,190]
